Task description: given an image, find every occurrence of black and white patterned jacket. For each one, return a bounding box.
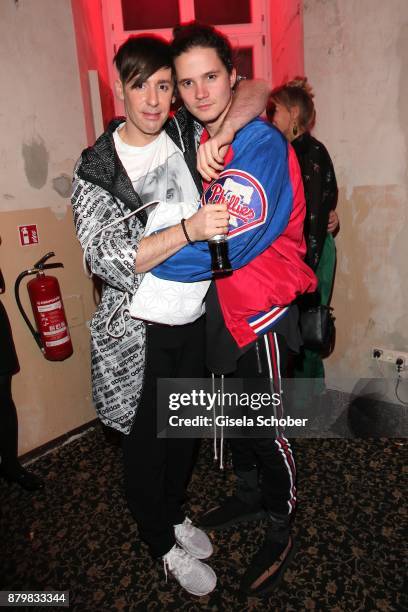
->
[71,109,202,434]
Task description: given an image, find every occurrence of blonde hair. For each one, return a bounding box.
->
[267,76,316,131]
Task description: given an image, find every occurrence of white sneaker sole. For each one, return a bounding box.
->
[172,569,217,596]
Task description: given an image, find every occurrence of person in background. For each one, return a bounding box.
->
[0,264,43,491]
[267,78,339,396]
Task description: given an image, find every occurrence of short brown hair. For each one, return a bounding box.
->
[114,35,173,86]
[172,22,234,74]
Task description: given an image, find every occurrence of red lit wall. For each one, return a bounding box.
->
[269,0,304,86]
[70,0,115,145]
[70,0,305,142]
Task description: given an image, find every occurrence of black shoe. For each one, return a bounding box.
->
[240,529,295,596]
[199,495,267,530]
[0,465,44,491]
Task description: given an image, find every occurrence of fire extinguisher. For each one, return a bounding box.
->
[15,252,73,361]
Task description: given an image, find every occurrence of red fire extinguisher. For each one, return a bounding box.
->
[15,252,73,361]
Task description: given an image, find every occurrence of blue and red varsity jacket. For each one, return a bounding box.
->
[153,118,317,348]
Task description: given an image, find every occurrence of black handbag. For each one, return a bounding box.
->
[299,304,335,352]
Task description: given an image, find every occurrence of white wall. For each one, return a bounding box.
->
[0,0,96,453]
[0,0,87,214]
[303,0,408,393]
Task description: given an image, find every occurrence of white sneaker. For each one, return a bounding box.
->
[174,516,213,559]
[163,544,217,596]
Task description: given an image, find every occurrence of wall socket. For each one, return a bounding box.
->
[372,347,408,369]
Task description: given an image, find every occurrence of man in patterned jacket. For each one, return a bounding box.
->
[71,34,268,597]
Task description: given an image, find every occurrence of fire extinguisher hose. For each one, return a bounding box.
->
[14,269,43,350]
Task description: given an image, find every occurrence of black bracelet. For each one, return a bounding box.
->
[181,218,193,244]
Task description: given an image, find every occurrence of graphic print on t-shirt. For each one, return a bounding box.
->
[113,127,199,208]
[135,148,198,206]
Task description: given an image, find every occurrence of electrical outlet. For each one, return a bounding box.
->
[371,347,408,369]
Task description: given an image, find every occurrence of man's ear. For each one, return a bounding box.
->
[115,79,125,101]
[230,67,237,89]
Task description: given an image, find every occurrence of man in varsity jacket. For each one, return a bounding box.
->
[152,23,317,597]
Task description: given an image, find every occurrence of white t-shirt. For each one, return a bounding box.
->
[113,124,210,326]
[113,124,200,207]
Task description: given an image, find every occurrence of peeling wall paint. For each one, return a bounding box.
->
[22,134,49,189]
[304,0,408,392]
[0,0,86,214]
[52,174,72,199]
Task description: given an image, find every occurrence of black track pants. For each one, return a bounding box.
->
[121,318,204,558]
[229,332,297,516]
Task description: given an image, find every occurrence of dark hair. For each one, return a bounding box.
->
[114,35,173,86]
[267,77,316,131]
[172,22,234,74]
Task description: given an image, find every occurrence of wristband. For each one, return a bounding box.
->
[181,218,193,244]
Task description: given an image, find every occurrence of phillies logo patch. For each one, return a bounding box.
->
[202,169,268,237]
